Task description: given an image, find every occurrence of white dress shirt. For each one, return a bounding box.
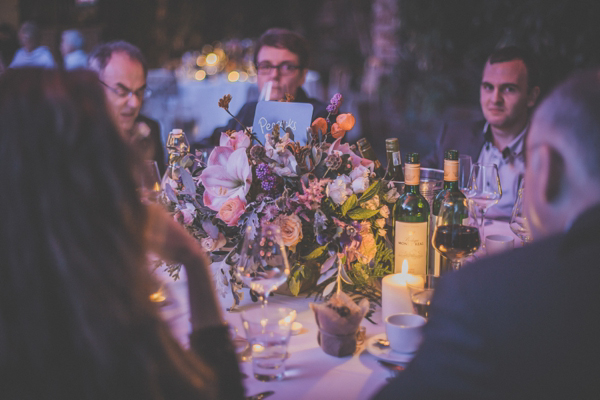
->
[477,123,526,220]
[10,46,56,68]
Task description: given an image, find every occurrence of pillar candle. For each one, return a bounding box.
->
[382,260,425,320]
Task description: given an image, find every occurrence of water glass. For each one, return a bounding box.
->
[458,154,472,194]
[510,182,533,245]
[407,275,439,319]
[241,307,296,381]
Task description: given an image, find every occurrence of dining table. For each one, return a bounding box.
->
[157,219,520,400]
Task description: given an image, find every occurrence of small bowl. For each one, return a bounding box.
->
[384,313,426,353]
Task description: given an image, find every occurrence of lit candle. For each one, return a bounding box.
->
[381,260,425,320]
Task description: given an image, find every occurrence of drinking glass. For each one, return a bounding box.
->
[241,307,296,381]
[458,154,472,194]
[408,275,440,319]
[432,197,481,271]
[139,160,162,203]
[464,163,502,245]
[237,223,291,307]
[510,182,533,245]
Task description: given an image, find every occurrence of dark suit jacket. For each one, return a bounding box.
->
[374,204,600,400]
[423,120,486,169]
[208,87,328,146]
[135,114,166,176]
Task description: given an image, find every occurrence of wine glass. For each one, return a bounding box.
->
[432,197,481,271]
[458,154,472,194]
[237,223,291,307]
[510,182,533,245]
[139,160,162,204]
[464,163,502,246]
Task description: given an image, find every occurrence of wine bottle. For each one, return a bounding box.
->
[357,138,385,178]
[385,138,404,182]
[393,153,430,275]
[431,150,468,276]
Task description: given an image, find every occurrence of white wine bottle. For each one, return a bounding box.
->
[393,153,430,275]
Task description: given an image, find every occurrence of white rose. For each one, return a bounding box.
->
[327,175,352,205]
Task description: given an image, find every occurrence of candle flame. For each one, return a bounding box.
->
[401,259,409,274]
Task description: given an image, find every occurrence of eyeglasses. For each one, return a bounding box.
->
[256,62,302,76]
[100,80,152,100]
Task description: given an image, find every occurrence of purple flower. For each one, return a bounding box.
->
[256,163,279,193]
[326,93,343,114]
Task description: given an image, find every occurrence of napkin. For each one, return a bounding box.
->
[310,292,369,357]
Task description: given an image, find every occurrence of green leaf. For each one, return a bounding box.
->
[288,277,301,296]
[341,194,357,216]
[304,245,328,260]
[358,180,382,203]
[347,208,380,220]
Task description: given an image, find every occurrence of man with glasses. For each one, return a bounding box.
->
[89,41,165,175]
[210,28,327,145]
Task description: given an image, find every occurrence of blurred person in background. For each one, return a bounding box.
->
[61,29,88,70]
[0,68,244,399]
[424,46,540,220]
[210,27,328,145]
[374,68,600,400]
[89,41,166,175]
[10,21,55,68]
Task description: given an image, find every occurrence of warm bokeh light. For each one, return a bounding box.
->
[195,70,206,80]
[239,71,248,82]
[205,65,218,75]
[206,53,218,65]
[228,71,240,82]
[196,55,206,67]
[202,44,213,54]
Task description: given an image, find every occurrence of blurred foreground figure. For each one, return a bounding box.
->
[89,41,165,175]
[0,68,244,400]
[10,21,55,68]
[61,29,87,70]
[210,28,327,144]
[425,47,540,219]
[374,69,600,399]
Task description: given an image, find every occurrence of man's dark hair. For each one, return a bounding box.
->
[253,28,309,69]
[537,68,600,176]
[88,40,147,77]
[487,46,540,91]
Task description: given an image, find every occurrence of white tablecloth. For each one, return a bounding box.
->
[158,219,519,400]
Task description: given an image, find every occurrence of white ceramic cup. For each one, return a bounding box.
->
[485,234,514,255]
[384,313,426,353]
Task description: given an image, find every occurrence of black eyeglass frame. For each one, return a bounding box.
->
[255,62,303,76]
[99,80,152,100]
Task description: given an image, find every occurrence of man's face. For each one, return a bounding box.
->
[480,59,535,131]
[256,46,307,101]
[99,52,146,134]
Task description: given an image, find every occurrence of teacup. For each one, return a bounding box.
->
[485,234,514,255]
[384,313,426,354]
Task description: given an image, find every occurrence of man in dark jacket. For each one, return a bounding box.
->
[374,69,600,399]
[210,28,327,144]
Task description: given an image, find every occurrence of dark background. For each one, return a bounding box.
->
[8,0,600,159]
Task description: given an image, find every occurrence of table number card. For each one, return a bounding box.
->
[252,101,314,145]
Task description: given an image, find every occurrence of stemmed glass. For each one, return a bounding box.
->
[510,181,533,245]
[237,223,291,307]
[139,160,162,203]
[432,197,481,271]
[464,163,502,246]
[458,154,472,194]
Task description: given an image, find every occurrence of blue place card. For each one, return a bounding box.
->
[252,101,314,145]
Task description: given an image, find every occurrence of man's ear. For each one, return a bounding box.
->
[544,146,564,203]
[528,86,541,108]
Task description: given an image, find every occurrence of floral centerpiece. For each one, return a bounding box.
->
[160,93,398,311]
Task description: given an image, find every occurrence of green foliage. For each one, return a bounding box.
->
[358,181,382,204]
[347,208,380,220]
[341,194,358,216]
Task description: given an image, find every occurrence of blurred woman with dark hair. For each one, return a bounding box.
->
[0,68,244,399]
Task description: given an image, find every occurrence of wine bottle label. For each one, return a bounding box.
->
[444,159,459,182]
[404,164,420,185]
[394,221,428,275]
[393,152,402,166]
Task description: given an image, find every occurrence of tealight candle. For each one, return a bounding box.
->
[382,260,425,320]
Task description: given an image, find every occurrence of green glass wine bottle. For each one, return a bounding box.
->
[357,138,386,178]
[431,150,468,276]
[393,153,430,276]
[385,138,404,182]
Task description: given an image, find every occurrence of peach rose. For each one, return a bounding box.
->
[331,123,346,139]
[311,117,328,135]
[357,232,377,264]
[217,197,246,226]
[200,233,227,252]
[275,214,303,252]
[336,113,355,131]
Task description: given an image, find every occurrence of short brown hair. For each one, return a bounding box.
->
[253,28,309,69]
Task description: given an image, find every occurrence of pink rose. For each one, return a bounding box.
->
[274,214,303,252]
[217,197,246,226]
